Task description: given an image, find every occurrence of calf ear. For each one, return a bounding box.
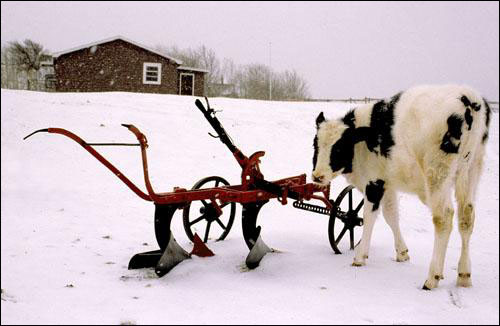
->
[316,112,326,128]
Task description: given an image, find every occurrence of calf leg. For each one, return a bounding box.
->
[352,201,380,266]
[423,196,454,290]
[353,180,386,266]
[456,202,474,287]
[382,191,409,262]
[454,154,482,287]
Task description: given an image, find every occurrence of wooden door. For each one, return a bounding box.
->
[180,74,194,95]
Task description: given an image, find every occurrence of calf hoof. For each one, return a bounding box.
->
[352,258,366,267]
[422,275,442,290]
[456,273,472,287]
[396,249,410,262]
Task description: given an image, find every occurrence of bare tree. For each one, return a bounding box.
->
[276,69,310,100]
[156,44,199,67]
[196,45,221,96]
[1,45,26,89]
[1,46,12,88]
[8,39,48,90]
[156,43,310,100]
[221,58,236,83]
[219,57,238,97]
[235,64,310,101]
[244,63,271,99]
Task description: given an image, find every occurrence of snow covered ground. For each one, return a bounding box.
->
[1,89,498,325]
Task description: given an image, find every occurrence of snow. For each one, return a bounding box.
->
[1,89,498,324]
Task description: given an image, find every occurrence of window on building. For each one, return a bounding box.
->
[143,63,161,85]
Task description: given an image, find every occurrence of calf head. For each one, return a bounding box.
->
[312,112,368,185]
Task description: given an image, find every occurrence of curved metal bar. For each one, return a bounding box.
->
[84,142,140,146]
[23,128,49,140]
[154,203,180,250]
[26,127,152,202]
[241,200,269,249]
[121,124,163,202]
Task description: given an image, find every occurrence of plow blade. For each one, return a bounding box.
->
[128,249,163,270]
[245,232,273,269]
[128,233,214,277]
[154,233,191,277]
[242,201,274,269]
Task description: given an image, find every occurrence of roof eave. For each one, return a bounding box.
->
[51,35,183,65]
[177,66,209,73]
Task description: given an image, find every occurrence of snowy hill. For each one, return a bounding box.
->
[1,89,498,324]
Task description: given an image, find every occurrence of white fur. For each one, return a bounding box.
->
[312,84,489,289]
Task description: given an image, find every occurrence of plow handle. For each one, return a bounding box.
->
[195,98,237,154]
[23,127,153,202]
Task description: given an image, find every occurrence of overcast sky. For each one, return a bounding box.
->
[1,1,498,99]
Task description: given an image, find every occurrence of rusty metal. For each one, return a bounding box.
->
[25,127,152,202]
[190,233,215,257]
[24,97,358,278]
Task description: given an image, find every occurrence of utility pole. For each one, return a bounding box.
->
[269,42,272,101]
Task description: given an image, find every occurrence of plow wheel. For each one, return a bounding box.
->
[183,176,236,243]
[328,185,364,254]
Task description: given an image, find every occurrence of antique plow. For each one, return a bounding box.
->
[24,98,364,278]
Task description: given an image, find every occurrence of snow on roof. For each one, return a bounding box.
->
[51,35,183,65]
[177,66,209,73]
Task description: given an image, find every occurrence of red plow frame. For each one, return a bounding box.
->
[24,98,363,277]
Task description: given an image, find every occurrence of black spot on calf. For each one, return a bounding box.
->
[312,135,319,169]
[460,95,472,108]
[461,95,481,111]
[316,112,326,128]
[368,104,393,156]
[329,128,356,174]
[484,98,491,127]
[342,109,356,128]
[464,108,473,130]
[366,92,400,158]
[328,126,375,175]
[482,132,489,143]
[389,92,403,107]
[482,98,491,144]
[366,179,385,211]
[440,114,463,154]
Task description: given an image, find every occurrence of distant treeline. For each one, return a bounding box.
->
[1,39,53,91]
[155,44,310,101]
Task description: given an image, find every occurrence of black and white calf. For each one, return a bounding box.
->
[312,85,491,289]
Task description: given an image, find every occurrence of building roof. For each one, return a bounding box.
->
[177,66,209,73]
[51,35,183,65]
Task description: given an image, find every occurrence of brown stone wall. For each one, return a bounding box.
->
[54,39,180,94]
[194,72,205,97]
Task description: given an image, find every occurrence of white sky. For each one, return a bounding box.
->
[1,1,498,100]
